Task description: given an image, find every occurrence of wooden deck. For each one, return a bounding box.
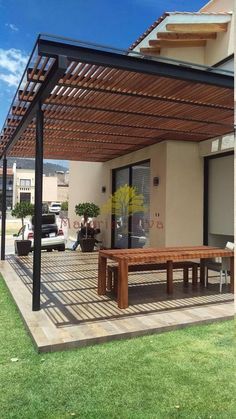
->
[1,251,234,352]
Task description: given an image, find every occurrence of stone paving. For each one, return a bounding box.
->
[0,251,234,352]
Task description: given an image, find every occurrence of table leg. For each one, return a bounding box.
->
[192,264,198,289]
[230,256,234,293]
[98,254,107,295]
[118,259,128,309]
[200,259,205,287]
[167,260,173,294]
[183,267,189,287]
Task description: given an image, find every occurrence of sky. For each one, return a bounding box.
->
[0,0,207,167]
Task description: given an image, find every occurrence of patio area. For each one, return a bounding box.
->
[1,250,234,352]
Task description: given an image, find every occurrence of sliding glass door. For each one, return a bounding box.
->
[112,160,150,249]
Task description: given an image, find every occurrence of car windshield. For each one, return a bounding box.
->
[51,204,60,207]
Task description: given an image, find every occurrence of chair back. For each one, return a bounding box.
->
[225,241,235,251]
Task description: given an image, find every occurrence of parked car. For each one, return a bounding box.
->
[14,214,65,252]
[49,202,61,214]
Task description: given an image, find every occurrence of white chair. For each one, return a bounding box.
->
[205,241,234,293]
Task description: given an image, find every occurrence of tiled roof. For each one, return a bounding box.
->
[129,11,233,50]
[0,168,14,175]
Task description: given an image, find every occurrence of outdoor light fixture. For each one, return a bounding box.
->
[153,177,160,186]
[101,186,106,193]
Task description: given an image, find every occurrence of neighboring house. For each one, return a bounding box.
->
[11,167,69,206]
[56,171,69,202]
[68,0,234,248]
[14,168,35,205]
[0,168,14,209]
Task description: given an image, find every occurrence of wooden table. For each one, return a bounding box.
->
[98,246,234,309]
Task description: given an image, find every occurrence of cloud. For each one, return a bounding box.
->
[5,23,19,32]
[0,48,28,87]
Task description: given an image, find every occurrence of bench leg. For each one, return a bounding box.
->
[98,255,107,295]
[183,267,189,287]
[192,264,198,289]
[167,260,173,294]
[107,269,113,292]
[200,260,205,287]
[114,269,118,295]
[118,260,128,309]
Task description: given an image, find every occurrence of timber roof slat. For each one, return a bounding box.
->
[0,35,233,161]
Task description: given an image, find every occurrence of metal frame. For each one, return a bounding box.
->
[1,55,68,159]
[111,159,150,249]
[32,104,44,311]
[1,156,7,260]
[38,39,234,88]
[0,36,234,312]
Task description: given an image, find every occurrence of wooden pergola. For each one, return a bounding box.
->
[0,34,233,311]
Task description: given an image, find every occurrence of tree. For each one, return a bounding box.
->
[61,201,68,211]
[101,184,146,217]
[11,202,34,240]
[75,202,100,238]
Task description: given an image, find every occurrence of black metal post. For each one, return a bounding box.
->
[32,103,44,311]
[1,156,7,260]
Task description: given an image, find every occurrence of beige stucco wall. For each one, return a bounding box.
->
[69,141,203,247]
[133,0,233,66]
[42,176,58,203]
[57,185,69,202]
[200,0,233,13]
[165,142,203,246]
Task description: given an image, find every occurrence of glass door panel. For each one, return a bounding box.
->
[112,161,150,249]
[130,162,150,248]
[113,167,129,248]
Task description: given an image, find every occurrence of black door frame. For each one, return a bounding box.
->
[111,159,150,248]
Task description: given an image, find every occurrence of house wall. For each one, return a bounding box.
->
[133,0,233,66]
[57,185,69,202]
[69,141,203,248]
[42,176,58,203]
[165,142,203,246]
[200,0,233,13]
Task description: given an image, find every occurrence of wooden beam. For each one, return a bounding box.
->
[149,40,206,48]
[139,47,160,55]
[156,32,217,41]
[166,23,228,33]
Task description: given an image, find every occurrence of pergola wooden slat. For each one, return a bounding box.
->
[0,35,233,311]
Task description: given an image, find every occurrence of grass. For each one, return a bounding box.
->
[0,275,235,419]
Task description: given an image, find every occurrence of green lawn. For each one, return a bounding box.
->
[0,275,235,419]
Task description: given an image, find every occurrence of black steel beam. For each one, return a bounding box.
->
[1,156,7,260]
[0,55,67,159]
[38,38,234,89]
[32,104,44,311]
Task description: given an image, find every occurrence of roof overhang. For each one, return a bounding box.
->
[0,35,234,162]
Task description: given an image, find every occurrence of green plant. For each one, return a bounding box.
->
[61,201,68,211]
[75,202,100,238]
[11,202,34,239]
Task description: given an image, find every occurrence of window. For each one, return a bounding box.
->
[20,179,31,188]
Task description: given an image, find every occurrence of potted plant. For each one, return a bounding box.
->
[12,202,35,256]
[75,202,100,252]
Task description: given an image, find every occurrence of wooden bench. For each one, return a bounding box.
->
[107,261,199,294]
